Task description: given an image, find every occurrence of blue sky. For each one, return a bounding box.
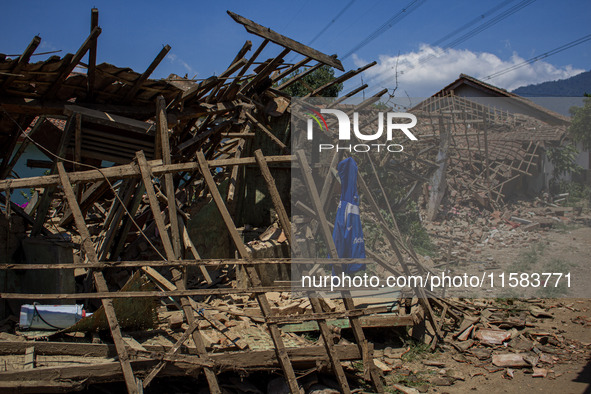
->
[1,0,589,97]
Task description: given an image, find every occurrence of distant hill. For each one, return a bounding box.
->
[512,70,591,97]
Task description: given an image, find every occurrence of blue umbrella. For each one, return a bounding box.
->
[331,157,366,273]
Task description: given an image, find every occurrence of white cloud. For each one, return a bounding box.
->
[353,44,585,97]
[166,53,196,77]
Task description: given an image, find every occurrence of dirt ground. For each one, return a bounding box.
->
[383,224,591,394]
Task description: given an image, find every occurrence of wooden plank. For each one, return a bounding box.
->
[426,117,450,221]
[271,56,313,82]
[304,61,376,97]
[254,149,292,243]
[296,150,383,393]
[0,257,371,270]
[1,35,41,89]
[332,84,369,106]
[74,114,82,172]
[24,347,35,370]
[180,216,213,284]
[357,176,442,345]
[96,179,137,261]
[59,179,107,226]
[31,115,75,235]
[277,62,323,91]
[136,151,221,393]
[136,151,175,260]
[342,294,383,390]
[227,11,343,71]
[45,27,102,98]
[196,150,301,394]
[0,345,364,385]
[157,96,181,257]
[205,57,249,103]
[64,104,154,134]
[56,162,139,394]
[238,48,290,94]
[219,39,268,101]
[111,182,145,260]
[123,45,171,101]
[226,126,247,214]
[0,286,298,300]
[141,266,176,291]
[278,312,416,331]
[245,112,287,152]
[295,150,337,258]
[142,316,200,388]
[87,8,99,98]
[0,155,295,191]
[308,296,351,393]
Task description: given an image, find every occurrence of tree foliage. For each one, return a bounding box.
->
[279,65,343,97]
[568,94,591,151]
[547,143,581,177]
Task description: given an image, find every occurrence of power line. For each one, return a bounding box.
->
[309,0,357,46]
[483,33,591,80]
[365,0,536,96]
[287,0,357,63]
[341,0,427,60]
[431,0,516,47]
[412,0,535,70]
[443,0,536,50]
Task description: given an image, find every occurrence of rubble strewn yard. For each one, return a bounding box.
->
[0,7,589,394]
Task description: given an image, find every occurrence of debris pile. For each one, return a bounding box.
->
[0,7,586,394]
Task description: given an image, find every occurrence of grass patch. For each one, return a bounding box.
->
[553,221,579,233]
[508,242,546,272]
[536,258,573,298]
[386,369,434,392]
[401,340,431,362]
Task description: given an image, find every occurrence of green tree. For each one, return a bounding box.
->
[568,94,591,151]
[547,143,581,177]
[279,65,343,97]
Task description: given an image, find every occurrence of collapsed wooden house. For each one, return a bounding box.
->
[0,8,468,394]
[0,8,570,394]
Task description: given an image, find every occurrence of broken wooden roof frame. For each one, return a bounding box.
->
[0,8,441,394]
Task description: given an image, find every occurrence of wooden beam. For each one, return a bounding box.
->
[227,11,343,71]
[245,111,287,152]
[56,162,139,393]
[0,344,364,386]
[136,150,221,393]
[0,155,294,191]
[238,48,290,94]
[0,257,371,270]
[304,61,376,97]
[31,115,75,236]
[271,56,313,83]
[24,347,35,370]
[1,36,41,89]
[219,39,268,101]
[123,45,171,102]
[254,149,292,243]
[277,62,323,91]
[87,8,99,99]
[180,216,213,284]
[45,26,102,99]
[295,150,383,393]
[142,317,199,388]
[157,96,182,257]
[196,151,301,394]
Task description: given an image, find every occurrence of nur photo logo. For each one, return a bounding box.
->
[304,107,418,153]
